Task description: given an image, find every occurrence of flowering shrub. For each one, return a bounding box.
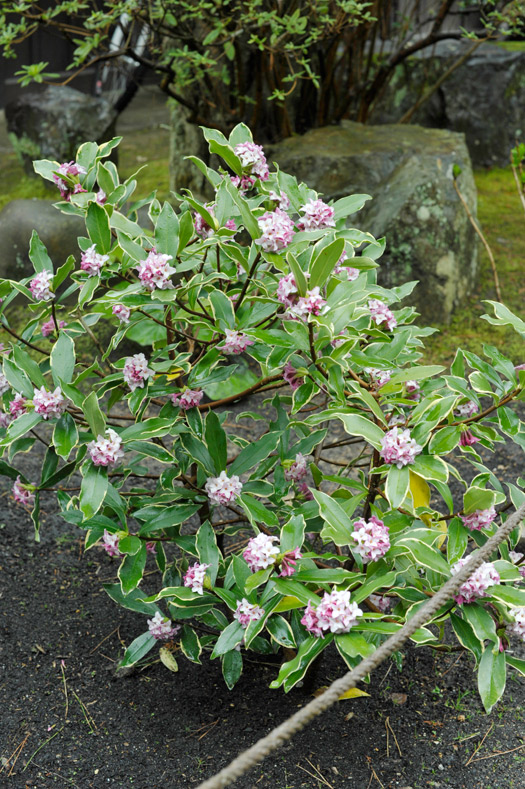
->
[0,127,524,712]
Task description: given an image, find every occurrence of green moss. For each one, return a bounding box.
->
[119,127,171,203]
[494,40,525,53]
[424,167,525,365]
[0,152,50,212]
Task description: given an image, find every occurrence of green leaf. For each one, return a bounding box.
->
[506,655,525,676]
[222,649,243,689]
[382,365,445,389]
[463,486,497,515]
[120,417,173,441]
[410,455,449,482]
[119,632,156,668]
[447,518,468,564]
[270,635,332,692]
[312,490,352,546]
[266,615,296,648]
[335,632,375,660]
[332,194,372,220]
[211,620,245,657]
[180,432,216,475]
[280,514,306,553]
[205,411,227,473]
[4,412,42,443]
[82,391,106,437]
[103,583,162,616]
[481,301,525,338]
[478,647,506,713]
[50,332,76,386]
[336,414,384,450]
[80,463,108,520]
[52,412,78,459]
[155,201,179,260]
[229,431,280,476]
[450,612,483,664]
[12,346,46,387]
[286,251,307,296]
[119,542,147,594]
[180,625,202,664]
[429,426,461,455]
[86,202,111,253]
[224,178,260,239]
[29,230,53,273]
[309,238,345,289]
[119,535,143,555]
[196,520,221,584]
[209,289,235,330]
[489,585,525,606]
[462,604,498,643]
[137,503,201,535]
[352,571,397,604]
[239,494,279,527]
[2,358,33,397]
[385,465,410,509]
[397,538,450,574]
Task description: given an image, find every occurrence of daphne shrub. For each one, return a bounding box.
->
[0,126,524,711]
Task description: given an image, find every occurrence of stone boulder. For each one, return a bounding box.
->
[370,41,525,168]
[5,85,117,176]
[0,199,83,281]
[269,122,478,323]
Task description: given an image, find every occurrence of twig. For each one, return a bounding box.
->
[88,626,120,655]
[453,177,501,301]
[464,722,494,766]
[466,742,524,764]
[296,758,334,788]
[510,156,525,217]
[60,661,69,719]
[0,732,30,776]
[385,716,402,757]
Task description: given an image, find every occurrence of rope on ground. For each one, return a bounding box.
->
[196,501,525,789]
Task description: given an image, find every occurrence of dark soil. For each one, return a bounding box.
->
[1,417,524,789]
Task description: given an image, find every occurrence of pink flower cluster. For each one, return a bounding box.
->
[509,608,525,642]
[123,354,154,391]
[42,318,66,337]
[194,207,216,239]
[219,329,254,355]
[12,476,35,507]
[509,551,525,578]
[234,141,269,181]
[183,562,210,594]
[297,481,314,500]
[380,427,422,468]
[365,367,393,388]
[280,547,302,577]
[135,249,176,291]
[301,589,363,636]
[256,208,295,253]
[101,529,122,558]
[147,611,180,641]
[0,412,11,428]
[171,389,204,410]
[231,175,255,192]
[351,516,390,563]
[53,161,86,200]
[9,394,27,418]
[33,386,67,420]
[451,558,500,605]
[267,190,290,210]
[277,274,298,308]
[233,598,265,628]
[243,534,280,572]
[368,299,397,331]
[289,287,326,320]
[30,270,54,301]
[334,264,359,281]
[460,506,497,532]
[459,429,480,447]
[112,304,131,324]
[297,199,335,231]
[284,453,309,481]
[80,244,109,276]
[88,428,125,467]
[456,400,478,418]
[205,470,243,505]
[405,380,420,400]
[283,361,303,391]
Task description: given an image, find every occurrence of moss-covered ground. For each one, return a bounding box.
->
[0,124,523,367]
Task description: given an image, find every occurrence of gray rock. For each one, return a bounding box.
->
[0,199,83,281]
[371,40,525,167]
[5,85,117,176]
[269,122,478,323]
